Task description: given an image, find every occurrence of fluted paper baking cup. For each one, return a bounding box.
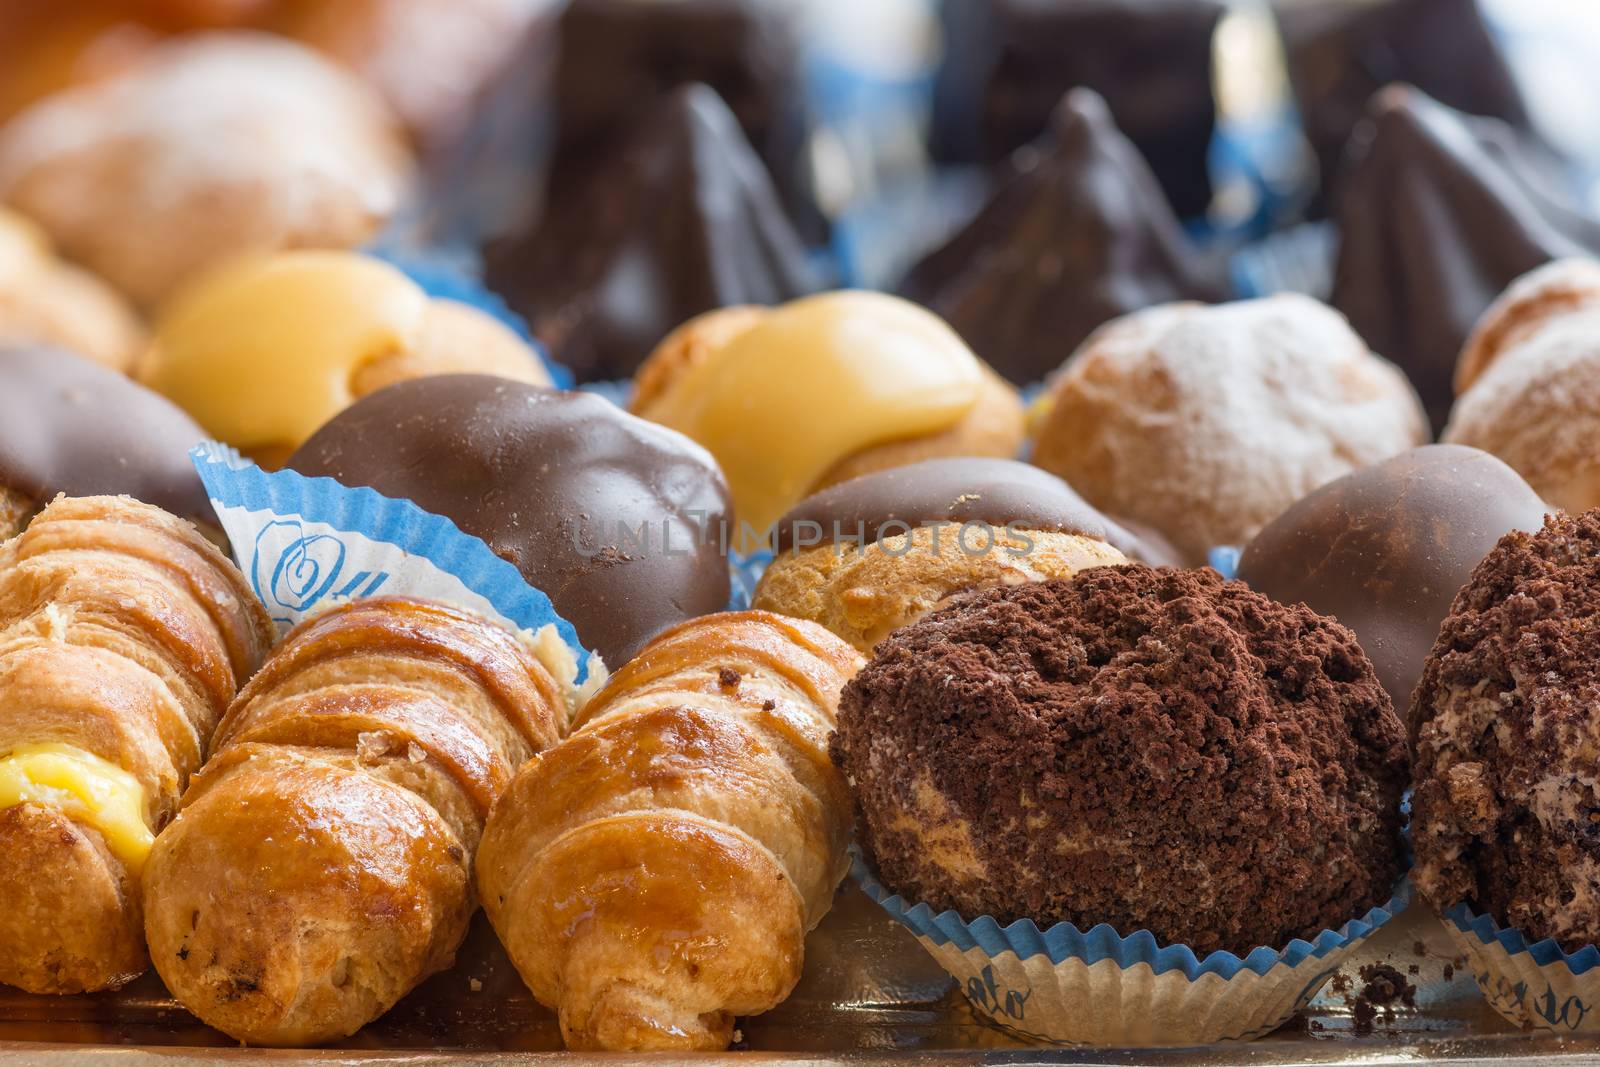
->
[191,442,594,683]
[1440,902,1600,1032]
[853,851,1407,1045]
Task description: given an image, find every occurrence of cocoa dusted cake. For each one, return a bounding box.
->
[833,565,1409,954]
[1412,511,1600,950]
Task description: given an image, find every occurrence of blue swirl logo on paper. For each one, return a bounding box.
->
[252,520,388,623]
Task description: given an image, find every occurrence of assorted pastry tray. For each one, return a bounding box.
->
[0,891,1593,1064]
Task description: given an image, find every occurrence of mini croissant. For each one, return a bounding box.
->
[143,597,573,1046]
[0,494,274,994]
[478,610,864,1051]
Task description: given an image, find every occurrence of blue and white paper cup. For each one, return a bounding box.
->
[191,442,602,708]
[1440,903,1600,1033]
[853,851,1407,1046]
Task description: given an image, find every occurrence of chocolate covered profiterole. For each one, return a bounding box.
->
[1237,445,1548,713]
[753,458,1137,653]
[0,345,210,535]
[834,567,1409,953]
[287,375,733,666]
[1412,511,1600,950]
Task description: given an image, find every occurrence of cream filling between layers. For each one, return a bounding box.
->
[0,743,154,873]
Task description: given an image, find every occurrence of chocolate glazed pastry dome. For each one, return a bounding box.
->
[1237,445,1548,715]
[0,344,211,533]
[901,89,1229,387]
[833,566,1409,954]
[1412,511,1600,950]
[286,375,733,667]
[484,83,820,383]
[1330,85,1600,433]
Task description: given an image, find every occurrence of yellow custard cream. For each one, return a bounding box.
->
[643,291,983,534]
[0,744,154,872]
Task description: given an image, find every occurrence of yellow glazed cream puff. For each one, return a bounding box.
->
[140,250,552,465]
[631,292,1025,536]
[0,207,143,372]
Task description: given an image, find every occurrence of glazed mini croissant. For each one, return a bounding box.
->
[477,610,864,1052]
[143,597,574,1046]
[0,494,274,995]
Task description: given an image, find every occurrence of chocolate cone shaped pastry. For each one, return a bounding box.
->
[901,89,1229,386]
[549,0,816,238]
[1331,86,1600,433]
[1276,0,1535,211]
[485,83,820,383]
[928,0,1223,217]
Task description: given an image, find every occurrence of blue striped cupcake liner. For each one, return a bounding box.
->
[1440,902,1600,1032]
[853,849,1408,1045]
[190,442,594,686]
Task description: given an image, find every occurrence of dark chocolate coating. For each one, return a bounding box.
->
[1237,444,1547,714]
[286,375,734,666]
[485,84,819,383]
[901,89,1230,385]
[549,0,818,239]
[1330,86,1600,432]
[0,345,210,522]
[772,457,1148,561]
[1276,0,1535,214]
[929,0,1223,217]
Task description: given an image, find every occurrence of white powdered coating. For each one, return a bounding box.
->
[0,32,412,307]
[1456,258,1600,392]
[1445,303,1600,514]
[1032,294,1429,563]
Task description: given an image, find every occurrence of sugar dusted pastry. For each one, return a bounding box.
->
[0,207,143,372]
[0,32,412,307]
[631,292,1025,536]
[144,598,574,1046]
[1445,259,1600,513]
[1031,295,1429,563]
[0,495,274,994]
[477,611,862,1051]
[753,458,1140,654]
[141,251,551,465]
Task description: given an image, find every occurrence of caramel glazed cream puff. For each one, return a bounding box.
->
[630,291,1026,541]
[139,250,552,467]
[753,457,1153,654]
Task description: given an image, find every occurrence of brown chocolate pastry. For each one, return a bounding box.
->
[286,375,733,666]
[1237,445,1548,713]
[0,345,210,531]
[1276,0,1537,214]
[771,457,1148,560]
[1331,86,1600,432]
[901,90,1229,386]
[1412,511,1600,950]
[834,566,1408,953]
[929,0,1223,217]
[485,84,819,383]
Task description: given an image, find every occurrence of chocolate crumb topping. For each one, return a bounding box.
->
[717,667,741,690]
[833,565,1408,954]
[1412,510,1600,949]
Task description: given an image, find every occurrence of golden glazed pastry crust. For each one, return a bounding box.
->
[754,525,1127,654]
[0,495,274,995]
[1031,295,1429,563]
[477,611,863,1052]
[0,32,412,308]
[144,598,569,1046]
[0,208,143,372]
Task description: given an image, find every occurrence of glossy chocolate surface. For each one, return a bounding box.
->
[287,375,734,666]
[772,457,1148,560]
[902,89,1229,386]
[485,84,818,383]
[0,345,209,522]
[1330,87,1600,432]
[1277,0,1533,212]
[1236,444,1548,714]
[929,0,1223,217]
